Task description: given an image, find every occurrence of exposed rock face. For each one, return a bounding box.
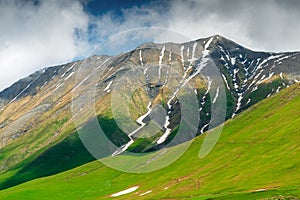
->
[0,35,300,154]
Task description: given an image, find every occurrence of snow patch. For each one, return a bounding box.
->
[205,37,214,50]
[233,93,243,117]
[112,103,152,156]
[205,76,212,95]
[257,72,274,84]
[139,190,152,196]
[256,54,283,71]
[276,54,296,63]
[158,45,166,81]
[201,124,209,134]
[199,77,212,111]
[180,45,185,66]
[66,63,76,73]
[64,71,74,81]
[234,83,239,90]
[159,45,165,66]
[61,63,77,78]
[220,55,226,62]
[279,72,283,79]
[254,188,267,192]
[111,186,139,197]
[231,57,236,65]
[157,115,172,144]
[246,98,251,105]
[144,68,148,75]
[188,42,198,63]
[139,50,143,66]
[276,87,281,93]
[251,86,258,92]
[136,102,152,126]
[221,74,230,90]
[212,87,219,104]
[53,82,64,92]
[233,68,239,76]
[104,81,113,92]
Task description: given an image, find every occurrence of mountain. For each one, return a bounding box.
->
[0,79,299,199]
[0,35,300,191]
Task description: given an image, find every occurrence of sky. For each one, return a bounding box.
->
[1,0,300,91]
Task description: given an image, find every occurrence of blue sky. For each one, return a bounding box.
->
[1,0,300,91]
[85,0,150,16]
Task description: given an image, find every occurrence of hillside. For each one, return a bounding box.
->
[0,81,299,199]
[1,35,300,178]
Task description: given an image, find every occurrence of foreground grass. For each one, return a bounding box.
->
[0,84,300,199]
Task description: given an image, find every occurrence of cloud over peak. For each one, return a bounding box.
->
[1,0,300,91]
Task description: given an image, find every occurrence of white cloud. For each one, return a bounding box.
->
[1,0,300,91]
[149,0,300,52]
[0,0,90,91]
[88,0,300,53]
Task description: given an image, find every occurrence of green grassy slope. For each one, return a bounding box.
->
[0,83,300,199]
[0,132,95,190]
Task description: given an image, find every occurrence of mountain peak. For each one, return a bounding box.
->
[1,35,300,153]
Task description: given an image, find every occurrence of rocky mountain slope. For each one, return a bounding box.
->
[0,35,300,172]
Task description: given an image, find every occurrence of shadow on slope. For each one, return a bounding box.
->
[0,116,129,190]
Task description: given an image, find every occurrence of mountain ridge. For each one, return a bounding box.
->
[1,34,299,103]
[0,34,300,173]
